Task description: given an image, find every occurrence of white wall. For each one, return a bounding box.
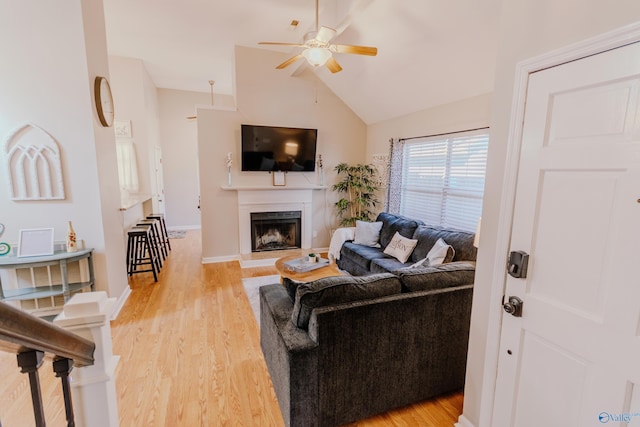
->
[465,4,640,427]
[0,0,128,299]
[197,46,368,260]
[157,88,235,230]
[109,56,163,216]
[367,93,491,153]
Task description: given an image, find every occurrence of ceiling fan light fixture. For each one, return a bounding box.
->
[303,47,332,67]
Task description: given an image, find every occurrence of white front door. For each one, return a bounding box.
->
[492,42,640,426]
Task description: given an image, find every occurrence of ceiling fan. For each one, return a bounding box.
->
[258,0,377,73]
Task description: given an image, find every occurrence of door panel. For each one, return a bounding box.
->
[493,41,640,427]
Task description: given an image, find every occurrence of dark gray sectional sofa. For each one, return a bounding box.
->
[260,212,477,427]
[337,212,477,275]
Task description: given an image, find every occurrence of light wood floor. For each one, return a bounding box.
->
[0,230,463,426]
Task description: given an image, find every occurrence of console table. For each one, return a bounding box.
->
[0,249,95,303]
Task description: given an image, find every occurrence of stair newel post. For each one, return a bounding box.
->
[54,291,120,427]
[16,350,46,427]
[53,357,75,427]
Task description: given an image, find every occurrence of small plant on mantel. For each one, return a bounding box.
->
[332,162,380,226]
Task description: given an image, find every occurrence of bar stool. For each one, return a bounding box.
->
[147,213,171,253]
[137,218,167,263]
[126,226,159,282]
[134,223,163,272]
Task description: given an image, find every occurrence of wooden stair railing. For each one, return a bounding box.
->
[0,300,95,427]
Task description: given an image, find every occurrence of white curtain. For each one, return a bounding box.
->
[116,138,139,192]
[385,137,404,214]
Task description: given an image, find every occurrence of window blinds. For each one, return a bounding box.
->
[400,129,488,232]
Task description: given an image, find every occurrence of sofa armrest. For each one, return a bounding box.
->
[259,284,319,427]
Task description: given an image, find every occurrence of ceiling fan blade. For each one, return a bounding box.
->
[332,44,378,56]
[326,57,343,73]
[315,26,337,44]
[276,54,304,69]
[259,41,305,47]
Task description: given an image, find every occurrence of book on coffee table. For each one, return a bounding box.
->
[283,257,330,273]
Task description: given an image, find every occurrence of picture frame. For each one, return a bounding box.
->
[18,228,55,257]
[114,119,132,138]
[273,171,286,186]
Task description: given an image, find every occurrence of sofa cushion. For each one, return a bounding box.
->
[340,241,388,272]
[383,231,418,263]
[376,212,423,249]
[353,220,383,248]
[411,225,477,263]
[394,261,476,292]
[370,256,411,274]
[291,273,402,329]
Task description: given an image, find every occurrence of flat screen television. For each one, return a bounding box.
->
[241,124,317,172]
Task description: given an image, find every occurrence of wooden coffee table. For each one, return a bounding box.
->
[275,254,343,282]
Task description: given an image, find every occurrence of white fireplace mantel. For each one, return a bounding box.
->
[231,187,325,255]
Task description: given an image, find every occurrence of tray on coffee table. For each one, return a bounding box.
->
[283,256,330,273]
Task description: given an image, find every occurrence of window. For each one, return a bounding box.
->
[116,139,139,192]
[399,129,488,232]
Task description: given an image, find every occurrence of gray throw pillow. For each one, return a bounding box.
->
[353,220,383,248]
[291,273,402,329]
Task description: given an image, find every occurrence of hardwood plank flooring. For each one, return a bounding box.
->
[0,230,462,426]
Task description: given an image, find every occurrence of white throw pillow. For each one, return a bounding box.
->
[410,238,455,268]
[353,220,383,248]
[383,231,418,263]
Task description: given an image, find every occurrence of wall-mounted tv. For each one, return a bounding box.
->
[241,124,317,172]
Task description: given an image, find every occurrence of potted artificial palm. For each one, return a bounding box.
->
[332,162,380,226]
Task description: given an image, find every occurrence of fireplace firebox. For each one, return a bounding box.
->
[251,211,302,252]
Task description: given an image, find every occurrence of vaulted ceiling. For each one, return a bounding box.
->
[103,0,501,124]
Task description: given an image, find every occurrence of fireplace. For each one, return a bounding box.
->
[236,188,313,256]
[251,211,302,252]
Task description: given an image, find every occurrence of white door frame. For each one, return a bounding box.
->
[478,22,640,427]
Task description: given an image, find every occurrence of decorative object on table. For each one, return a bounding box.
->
[0,223,10,256]
[66,221,77,252]
[94,76,114,127]
[332,163,380,226]
[307,253,317,263]
[225,152,232,186]
[114,119,132,138]
[4,123,65,200]
[273,171,286,186]
[17,228,54,257]
[317,154,324,186]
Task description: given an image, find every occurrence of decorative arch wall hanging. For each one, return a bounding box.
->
[3,123,65,200]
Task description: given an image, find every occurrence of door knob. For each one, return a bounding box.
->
[503,296,523,317]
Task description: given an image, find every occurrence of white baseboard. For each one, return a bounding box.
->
[110,285,131,320]
[239,257,277,268]
[201,255,240,264]
[455,414,476,427]
[168,225,201,231]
